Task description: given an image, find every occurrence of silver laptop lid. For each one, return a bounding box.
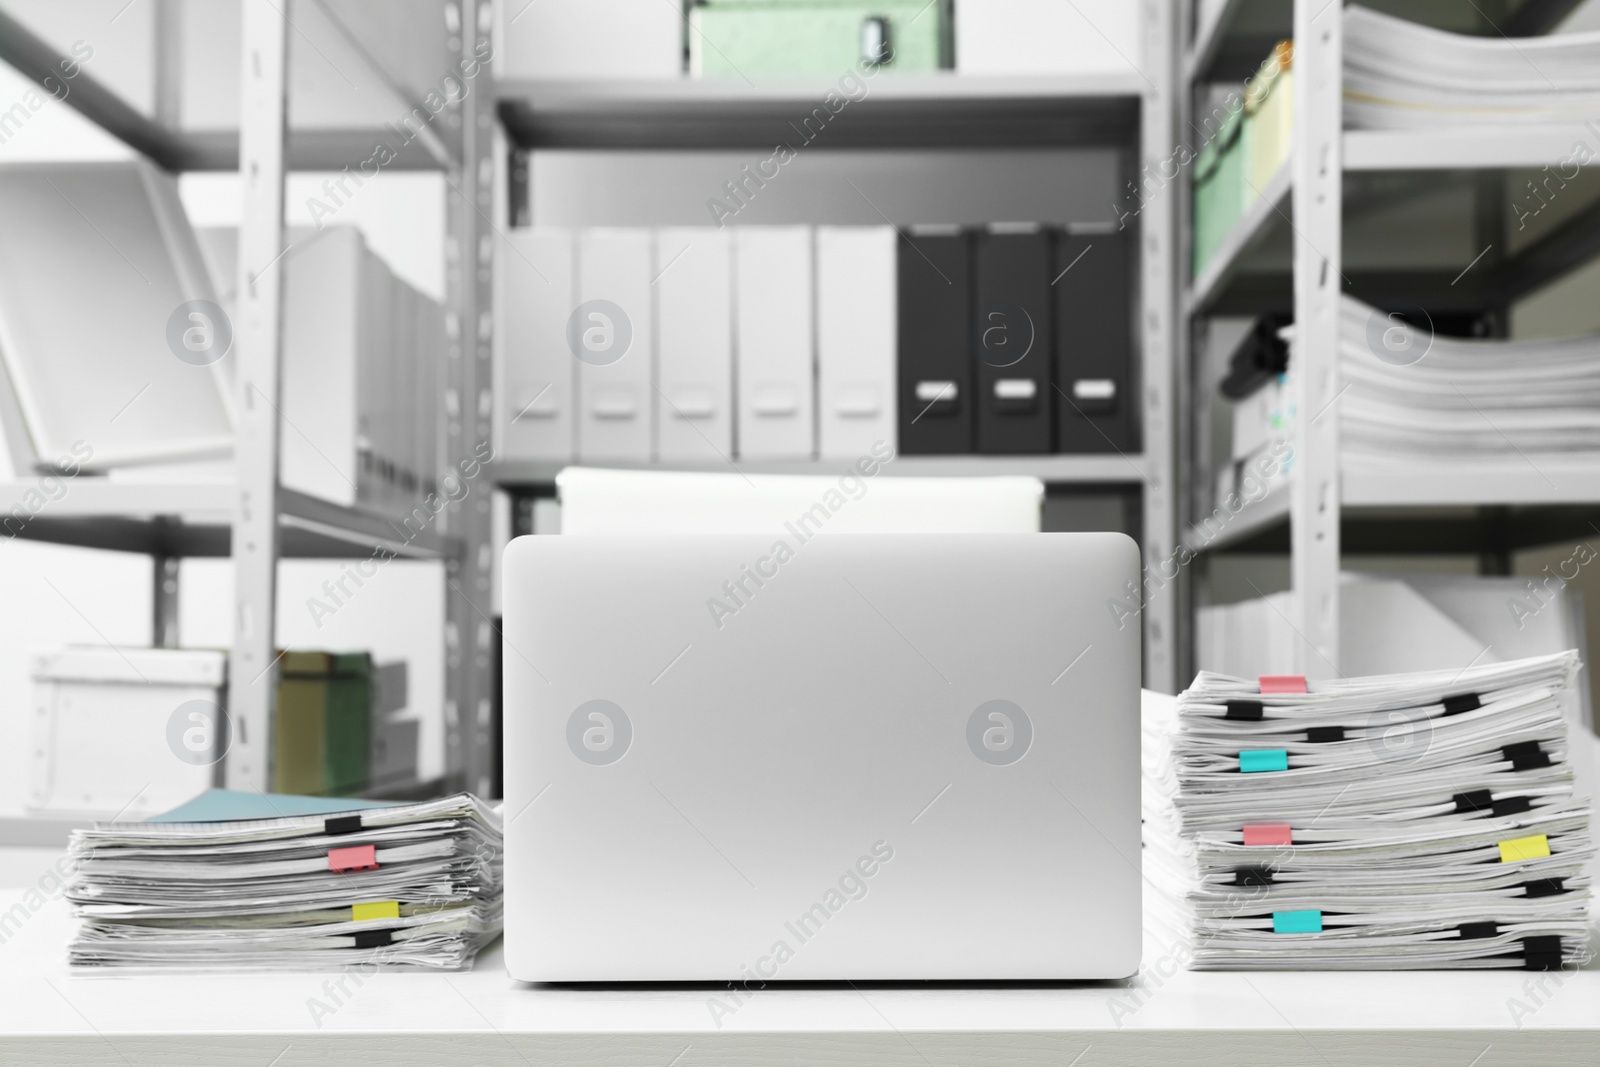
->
[503,533,1141,982]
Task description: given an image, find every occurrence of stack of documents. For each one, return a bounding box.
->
[1196,572,1590,689]
[66,791,502,971]
[1336,296,1600,465]
[1345,5,1600,128]
[1144,653,1594,969]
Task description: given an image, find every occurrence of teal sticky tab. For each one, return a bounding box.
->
[1273,910,1323,934]
[1239,749,1289,773]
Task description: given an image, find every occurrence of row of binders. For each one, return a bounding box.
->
[0,161,446,517]
[495,224,1135,464]
[198,224,446,513]
[1144,653,1593,969]
[66,791,502,970]
[1344,5,1600,128]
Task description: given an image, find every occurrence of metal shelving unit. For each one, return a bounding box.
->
[0,1,497,798]
[494,454,1158,486]
[488,0,1180,692]
[1178,0,1600,681]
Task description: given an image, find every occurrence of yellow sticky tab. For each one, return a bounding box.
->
[352,900,400,922]
[1498,835,1551,863]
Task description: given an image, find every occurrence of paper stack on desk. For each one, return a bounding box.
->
[1344,5,1600,128]
[65,791,503,971]
[1143,652,1594,969]
[1333,296,1600,466]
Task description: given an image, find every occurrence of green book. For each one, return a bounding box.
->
[324,652,373,796]
[272,653,327,796]
[270,650,373,796]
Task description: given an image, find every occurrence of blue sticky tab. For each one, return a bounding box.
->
[1239,749,1289,773]
[1273,909,1323,934]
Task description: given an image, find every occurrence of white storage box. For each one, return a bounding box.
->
[956,1,1141,78]
[29,647,228,820]
[496,0,683,80]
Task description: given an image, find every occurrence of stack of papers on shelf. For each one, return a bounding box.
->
[1144,653,1594,969]
[1345,5,1600,128]
[1336,296,1600,465]
[1196,572,1592,707]
[65,791,503,971]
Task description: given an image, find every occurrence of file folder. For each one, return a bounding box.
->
[655,228,733,464]
[395,275,420,501]
[418,296,446,498]
[499,229,575,465]
[816,226,897,459]
[1054,226,1134,453]
[280,228,363,508]
[974,226,1053,454]
[896,226,971,454]
[358,242,393,510]
[734,226,814,459]
[577,229,654,462]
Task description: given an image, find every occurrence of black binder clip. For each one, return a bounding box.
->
[1492,796,1533,817]
[1522,935,1563,971]
[354,929,395,949]
[1502,741,1552,771]
[1225,699,1264,722]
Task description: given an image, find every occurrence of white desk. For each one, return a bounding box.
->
[3,892,1597,1066]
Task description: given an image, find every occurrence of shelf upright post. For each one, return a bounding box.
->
[1290,0,1343,678]
[1140,0,1179,694]
[442,0,498,797]
[1174,0,1199,689]
[226,0,290,791]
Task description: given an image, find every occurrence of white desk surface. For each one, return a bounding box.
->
[3,892,1598,1066]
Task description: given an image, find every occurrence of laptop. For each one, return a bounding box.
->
[502,533,1141,981]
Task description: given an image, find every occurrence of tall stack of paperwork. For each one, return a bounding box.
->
[1196,572,1591,693]
[1337,296,1600,465]
[1345,6,1600,128]
[66,791,503,970]
[1143,654,1594,969]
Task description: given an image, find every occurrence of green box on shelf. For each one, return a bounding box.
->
[1192,103,1250,279]
[272,650,373,797]
[689,1,945,79]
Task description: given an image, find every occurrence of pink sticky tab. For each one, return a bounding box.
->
[328,844,378,873]
[1259,675,1307,695]
[1243,823,1293,846]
